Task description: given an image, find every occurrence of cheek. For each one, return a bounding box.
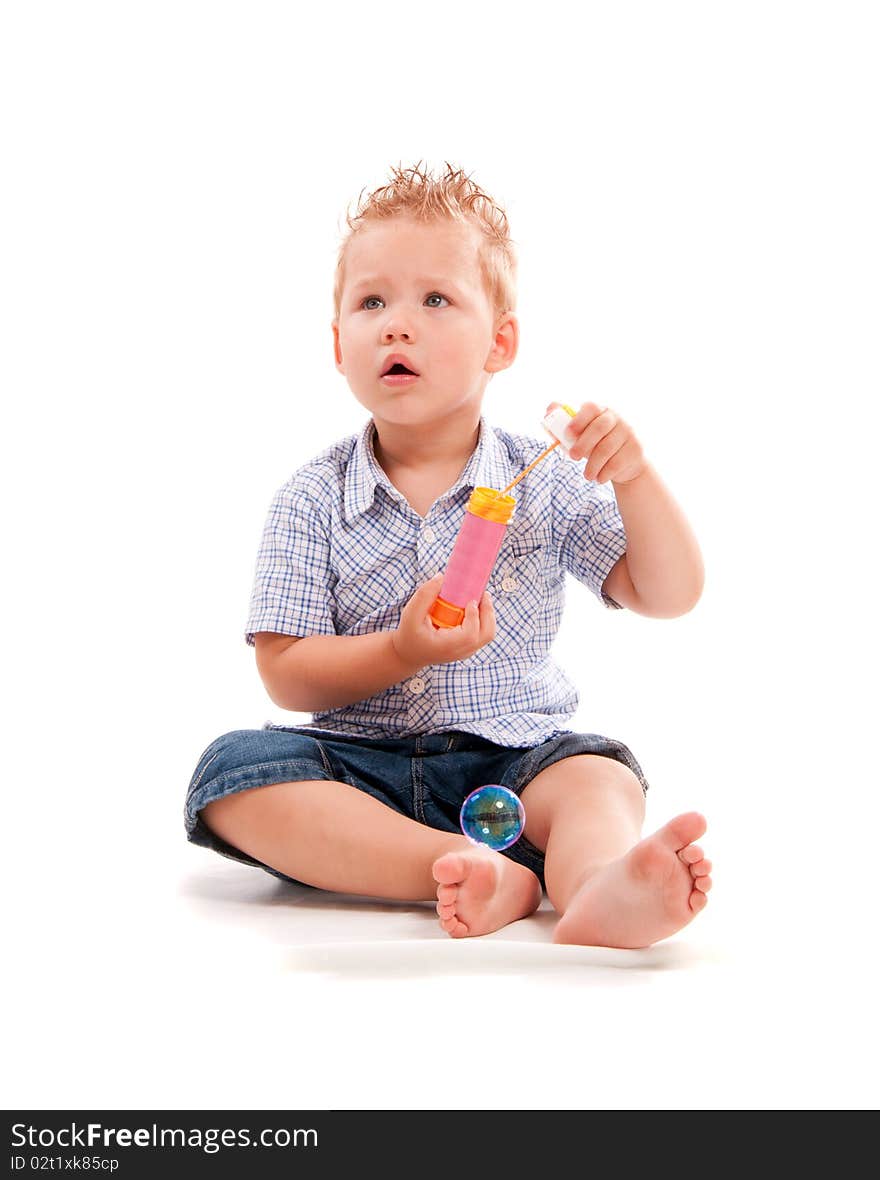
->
[339,325,370,365]
[435,333,478,368]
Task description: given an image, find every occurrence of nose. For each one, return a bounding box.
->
[382,325,412,342]
[381,306,414,342]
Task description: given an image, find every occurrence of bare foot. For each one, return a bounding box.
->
[433,849,542,938]
[553,812,712,949]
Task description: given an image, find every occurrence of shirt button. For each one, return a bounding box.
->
[423,526,436,542]
[501,576,519,592]
[407,677,427,695]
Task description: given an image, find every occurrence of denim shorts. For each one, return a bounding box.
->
[184,725,649,890]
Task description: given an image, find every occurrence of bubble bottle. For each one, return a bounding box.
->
[428,405,576,630]
[428,487,516,629]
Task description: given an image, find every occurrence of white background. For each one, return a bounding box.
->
[3,0,878,1111]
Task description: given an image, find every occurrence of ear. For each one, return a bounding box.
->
[484,313,519,374]
[332,320,344,372]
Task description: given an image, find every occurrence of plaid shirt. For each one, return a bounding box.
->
[246,417,627,747]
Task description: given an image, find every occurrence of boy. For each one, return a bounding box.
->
[185,162,712,947]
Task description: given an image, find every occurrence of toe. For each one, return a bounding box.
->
[659,812,707,852]
[437,884,457,905]
[437,901,456,918]
[689,888,708,912]
[689,857,712,877]
[694,875,713,893]
[432,854,466,886]
[678,843,704,865]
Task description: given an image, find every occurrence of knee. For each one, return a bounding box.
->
[540,753,642,792]
[200,780,283,845]
[611,765,645,821]
[576,756,645,813]
[523,754,646,832]
[189,729,272,840]
[200,791,246,840]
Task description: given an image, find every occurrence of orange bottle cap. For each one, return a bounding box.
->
[429,596,466,629]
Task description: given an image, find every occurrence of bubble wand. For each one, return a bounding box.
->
[498,439,560,495]
[500,403,578,494]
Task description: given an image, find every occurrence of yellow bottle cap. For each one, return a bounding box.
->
[466,486,516,524]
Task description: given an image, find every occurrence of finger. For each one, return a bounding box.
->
[594,437,645,484]
[460,598,480,635]
[406,573,447,630]
[584,421,627,480]
[568,402,607,440]
[478,590,496,641]
[568,408,617,462]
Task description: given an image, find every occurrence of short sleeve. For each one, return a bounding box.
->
[244,484,336,645]
[553,461,628,608]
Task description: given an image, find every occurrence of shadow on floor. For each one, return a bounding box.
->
[178,859,720,978]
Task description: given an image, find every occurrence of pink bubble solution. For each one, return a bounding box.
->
[429,487,516,629]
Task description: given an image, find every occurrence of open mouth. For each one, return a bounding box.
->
[380,355,421,379]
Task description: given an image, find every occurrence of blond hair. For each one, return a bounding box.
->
[333,161,517,320]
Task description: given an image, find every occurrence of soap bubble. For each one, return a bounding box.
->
[459,785,525,851]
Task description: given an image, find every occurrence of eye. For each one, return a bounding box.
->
[425,292,449,308]
[360,296,384,310]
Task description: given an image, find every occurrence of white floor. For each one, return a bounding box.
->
[6,814,877,1111]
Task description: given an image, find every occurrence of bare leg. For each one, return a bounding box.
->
[432,755,712,947]
[518,755,648,913]
[201,780,541,927]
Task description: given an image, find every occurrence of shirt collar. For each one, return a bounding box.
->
[344,416,516,524]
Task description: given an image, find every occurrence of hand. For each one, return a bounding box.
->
[392,574,496,668]
[548,401,646,485]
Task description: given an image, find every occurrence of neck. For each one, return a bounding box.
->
[372,413,482,476]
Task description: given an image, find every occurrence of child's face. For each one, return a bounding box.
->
[333,216,516,434]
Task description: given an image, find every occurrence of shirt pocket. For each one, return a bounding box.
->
[464,541,548,665]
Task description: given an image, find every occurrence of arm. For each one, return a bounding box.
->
[255,573,497,712]
[255,630,420,712]
[602,463,704,618]
[555,401,704,619]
